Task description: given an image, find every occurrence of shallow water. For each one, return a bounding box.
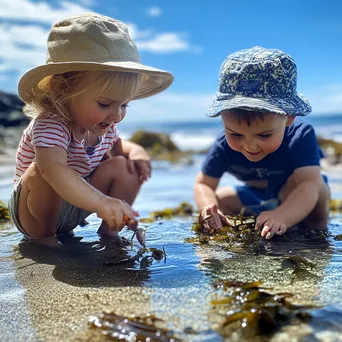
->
[1,214,342,341]
[1,158,342,341]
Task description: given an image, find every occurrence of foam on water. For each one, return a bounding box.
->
[118,115,342,151]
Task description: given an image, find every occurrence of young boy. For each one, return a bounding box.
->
[194,46,330,239]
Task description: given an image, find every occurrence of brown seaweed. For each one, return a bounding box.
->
[281,256,319,283]
[185,213,262,254]
[140,202,194,223]
[281,256,315,271]
[88,312,181,341]
[187,209,336,254]
[150,247,167,261]
[334,234,342,241]
[209,279,315,339]
[330,199,342,212]
[0,201,10,221]
[103,247,167,268]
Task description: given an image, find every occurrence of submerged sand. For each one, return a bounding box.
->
[2,225,214,342]
[2,223,338,342]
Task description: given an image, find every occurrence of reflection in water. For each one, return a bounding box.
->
[12,226,159,341]
[192,217,342,341]
[11,220,219,341]
[88,312,182,341]
[17,234,152,287]
[208,279,314,340]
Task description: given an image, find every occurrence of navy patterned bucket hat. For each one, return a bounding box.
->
[206,46,312,117]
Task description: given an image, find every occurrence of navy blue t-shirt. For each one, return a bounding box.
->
[202,117,323,197]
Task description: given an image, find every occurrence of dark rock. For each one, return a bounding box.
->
[130,130,194,164]
[130,130,179,152]
[317,136,342,164]
[0,90,28,127]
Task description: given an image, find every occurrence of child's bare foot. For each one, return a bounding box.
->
[303,219,328,231]
[32,235,61,249]
[97,225,123,245]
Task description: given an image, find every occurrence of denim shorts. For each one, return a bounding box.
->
[235,186,279,216]
[236,174,329,216]
[8,177,91,237]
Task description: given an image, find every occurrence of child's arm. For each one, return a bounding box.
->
[109,138,151,182]
[194,171,220,208]
[35,146,135,230]
[255,165,323,239]
[194,171,228,229]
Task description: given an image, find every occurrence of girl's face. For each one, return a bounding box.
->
[67,82,133,136]
[221,112,295,162]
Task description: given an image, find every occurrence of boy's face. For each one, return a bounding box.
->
[221,111,295,162]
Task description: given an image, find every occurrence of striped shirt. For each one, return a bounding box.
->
[14,118,119,182]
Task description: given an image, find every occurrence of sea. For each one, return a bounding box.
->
[118,114,342,152]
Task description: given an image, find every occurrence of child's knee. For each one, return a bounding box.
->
[216,186,243,215]
[316,182,330,215]
[107,156,140,182]
[16,163,63,236]
[22,162,43,187]
[306,182,330,222]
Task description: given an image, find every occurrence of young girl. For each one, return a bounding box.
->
[8,12,173,240]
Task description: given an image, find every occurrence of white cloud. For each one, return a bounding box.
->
[136,33,190,53]
[0,0,199,93]
[125,92,216,123]
[78,0,95,6]
[146,7,162,17]
[307,85,342,114]
[126,23,153,40]
[126,22,198,54]
[0,0,89,24]
[0,23,47,48]
[0,23,48,77]
[0,74,9,84]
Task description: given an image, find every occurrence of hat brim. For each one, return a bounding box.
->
[206,93,312,117]
[18,61,173,102]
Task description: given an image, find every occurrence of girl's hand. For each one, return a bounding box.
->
[97,196,137,232]
[255,210,288,239]
[127,147,151,182]
[200,204,230,232]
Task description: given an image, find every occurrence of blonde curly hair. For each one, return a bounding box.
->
[23,71,140,121]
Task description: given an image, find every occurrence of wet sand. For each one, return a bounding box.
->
[3,223,214,342]
[14,258,154,341]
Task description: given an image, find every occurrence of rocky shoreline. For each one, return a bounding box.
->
[1,90,342,166]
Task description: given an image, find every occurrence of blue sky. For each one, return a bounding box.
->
[0,0,341,122]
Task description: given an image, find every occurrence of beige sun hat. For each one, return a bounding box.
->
[18,12,174,102]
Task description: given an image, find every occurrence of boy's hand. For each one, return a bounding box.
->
[255,210,288,239]
[97,196,137,232]
[127,146,151,182]
[200,204,230,231]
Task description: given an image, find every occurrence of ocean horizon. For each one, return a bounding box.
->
[118,114,342,151]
